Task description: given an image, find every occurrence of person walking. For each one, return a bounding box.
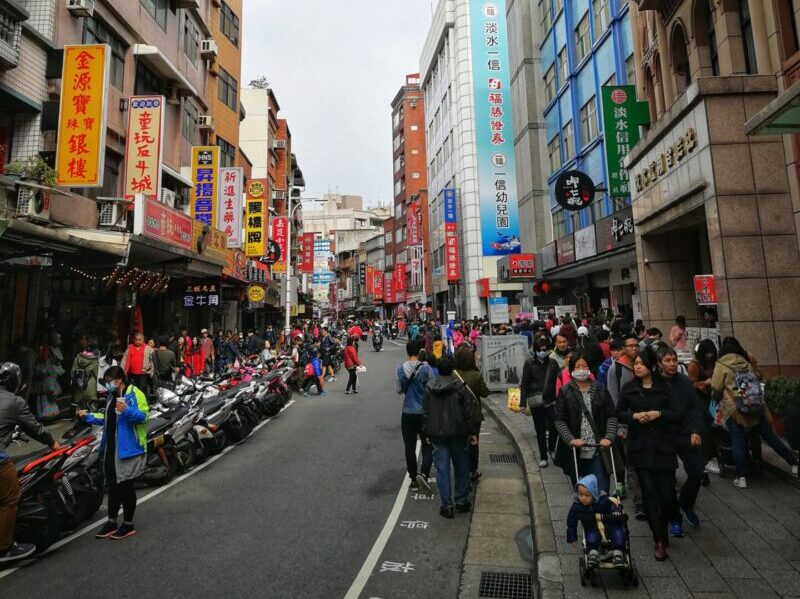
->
[153,337,178,388]
[688,339,720,475]
[453,344,488,482]
[423,355,479,518]
[70,340,99,414]
[668,316,688,350]
[300,351,327,396]
[120,333,154,398]
[396,340,434,493]
[617,347,681,561]
[76,366,148,540]
[0,363,59,561]
[520,338,552,467]
[542,333,570,453]
[200,329,214,374]
[343,337,361,394]
[186,336,205,378]
[657,346,704,533]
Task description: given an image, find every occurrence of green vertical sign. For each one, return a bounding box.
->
[601,85,650,198]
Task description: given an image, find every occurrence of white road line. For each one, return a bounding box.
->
[388,339,404,347]
[343,441,419,599]
[0,399,296,580]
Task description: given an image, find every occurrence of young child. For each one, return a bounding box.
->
[566,475,627,569]
[301,351,327,396]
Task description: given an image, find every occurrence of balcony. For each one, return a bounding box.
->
[0,0,27,71]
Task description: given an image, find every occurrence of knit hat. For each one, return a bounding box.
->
[576,474,599,501]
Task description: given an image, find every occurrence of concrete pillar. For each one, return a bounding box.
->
[629,2,645,99]
[747,0,773,74]
[656,16,675,106]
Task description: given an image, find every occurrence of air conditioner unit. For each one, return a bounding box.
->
[273,140,287,150]
[272,190,286,200]
[98,201,125,228]
[200,39,218,59]
[160,189,176,208]
[66,0,94,18]
[198,115,214,130]
[16,187,51,222]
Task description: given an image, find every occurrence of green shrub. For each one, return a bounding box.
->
[5,156,56,187]
[765,376,800,419]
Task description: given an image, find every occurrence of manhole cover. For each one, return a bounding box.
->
[478,571,533,599]
[489,452,519,464]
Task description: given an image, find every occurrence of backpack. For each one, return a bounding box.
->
[732,369,765,415]
[304,362,315,377]
[400,363,423,395]
[72,367,87,390]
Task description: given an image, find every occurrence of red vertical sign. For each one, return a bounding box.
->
[271,217,289,271]
[329,283,337,305]
[693,275,718,305]
[300,232,314,274]
[374,270,384,301]
[407,203,421,246]
[446,235,461,281]
[366,265,375,295]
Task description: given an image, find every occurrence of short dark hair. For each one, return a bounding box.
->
[609,338,624,351]
[438,355,455,376]
[104,366,127,385]
[346,337,354,346]
[676,315,686,326]
[622,333,638,344]
[568,350,590,372]
[647,327,662,337]
[657,346,677,362]
[406,339,422,357]
[454,344,476,371]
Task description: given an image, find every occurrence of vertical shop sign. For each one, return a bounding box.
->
[271,216,289,274]
[445,235,461,281]
[469,1,521,256]
[693,275,718,305]
[359,263,367,291]
[384,272,394,304]
[600,85,650,198]
[407,203,421,246]
[55,44,110,187]
[217,167,243,248]
[191,146,220,226]
[394,263,406,293]
[244,179,266,257]
[366,265,375,295]
[300,232,315,274]
[443,188,457,233]
[123,95,164,201]
[374,270,384,301]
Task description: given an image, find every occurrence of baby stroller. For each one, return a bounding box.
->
[572,445,639,588]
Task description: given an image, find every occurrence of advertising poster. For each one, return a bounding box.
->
[190,146,220,227]
[477,335,528,392]
[123,95,164,201]
[217,167,243,248]
[271,216,289,274]
[244,179,266,257]
[600,85,649,198]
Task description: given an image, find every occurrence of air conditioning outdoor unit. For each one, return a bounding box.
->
[198,115,214,130]
[200,39,218,59]
[273,140,287,150]
[272,190,286,201]
[98,201,125,228]
[66,0,94,18]
[16,187,51,222]
[160,189,176,208]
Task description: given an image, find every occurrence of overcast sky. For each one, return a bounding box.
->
[241,1,434,208]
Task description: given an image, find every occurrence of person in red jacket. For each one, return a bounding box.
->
[343,337,361,394]
[186,336,205,378]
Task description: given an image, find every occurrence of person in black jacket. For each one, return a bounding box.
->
[617,346,681,562]
[553,350,619,495]
[657,346,704,535]
[520,337,552,467]
[423,355,479,519]
[542,333,570,452]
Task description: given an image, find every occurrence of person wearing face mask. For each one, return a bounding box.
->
[553,350,619,495]
[77,366,148,540]
[520,338,552,467]
[542,333,570,453]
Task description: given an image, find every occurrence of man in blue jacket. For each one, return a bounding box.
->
[397,340,433,493]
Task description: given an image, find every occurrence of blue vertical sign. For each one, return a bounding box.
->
[443,188,457,228]
[470,0,521,256]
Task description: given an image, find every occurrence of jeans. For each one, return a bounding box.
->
[401,413,432,480]
[469,422,481,475]
[568,454,609,495]
[636,467,678,543]
[530,406,549,461]
[303,376,323,394]
[727,415,798,477]
[432,436,471,508]
[0,459,20,551]
[346,368,358,392]
[676,442,704,511]
[585,522,627,551]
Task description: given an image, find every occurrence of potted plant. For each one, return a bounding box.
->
[765,376,800,448]
[5,155,56,187]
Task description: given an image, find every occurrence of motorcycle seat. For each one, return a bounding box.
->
[146,416,172,436]
[200,396,226,415]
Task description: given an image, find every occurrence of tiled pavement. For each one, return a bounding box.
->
[483,393,800,599]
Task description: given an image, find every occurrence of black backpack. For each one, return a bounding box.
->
[72,367,88,390]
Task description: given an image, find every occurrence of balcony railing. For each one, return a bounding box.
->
[0,2,24,70]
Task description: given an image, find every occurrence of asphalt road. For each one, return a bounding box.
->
[1,339,472,599]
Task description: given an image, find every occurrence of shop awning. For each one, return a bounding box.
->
[0,218,128,258]
[542,246,635,280]
[744,80,800,135]
[128,235,223,279]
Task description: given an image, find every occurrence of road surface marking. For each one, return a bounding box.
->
[0,399,296,580]
[343,441,418,599]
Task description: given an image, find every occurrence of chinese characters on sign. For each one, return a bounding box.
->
[554,170,595,211]
[123,96,164,201]
[407,203,421,246]
[611,215,634,242]
[693,275,718,305]
[191,146,220,227]
[271,216,289,274]
[299,233,314,274]
[245,180,266,257]
[366,265,374,295]
[509,254,535,277]
[373,270,384,302]
[217,167,243,248]
[445,235,461,281]
[359,263,367,291]
[443,188,457,233]
[394,263,406,294]
[384,271,394,304]
[469,1,521,256]
[183,284,220,308]
[600,85,650,198]
[634,128,698,193]
[55,45,110,187]
[134,195,193,250]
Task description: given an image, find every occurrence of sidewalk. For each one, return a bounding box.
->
[482,393,800,599]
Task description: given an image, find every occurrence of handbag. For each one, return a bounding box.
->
[528,392,544,409]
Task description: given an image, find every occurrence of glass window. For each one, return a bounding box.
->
[580,97,597,145]
[563,120,574,160]
[220,2,240,47]
[540,0,552,32]
[547,135,561,173]
[553,0,563,16]
[217,136,235,167]
[140,0,167,30]
[604,72,616,87]
[558,47,568,88]
[553,210,566,239]
[183,13,200,66]
[575,15,591,63]
[135,61,162,95]
[218,67,238,111]
[738,0,756,74]
[181,98,198,145]
[593,0,611,38]
[544,66,556,103]
[83,15,125,90]
[625,55,636,86]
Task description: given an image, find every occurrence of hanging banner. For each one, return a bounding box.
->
[217,167,243,248]
[600,85,650,198]
[444,188,457,233]
[245,179,266,257]
[329,283,337,306]
[394,263,406,292]
[271,216,289,274]
[384,272,394,304]
[446,235,461,281]
[469,1,521,255]
[55,44,110,188]
[407,203,421,246]
[191,146,220,227]
[123,95,164,202]
[374,270,384,301]
[300,232,315,274]
[359,263,367,290]
[366,265,375,295]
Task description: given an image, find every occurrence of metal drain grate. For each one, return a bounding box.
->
[489,452,519,464]
[479,571,533,599]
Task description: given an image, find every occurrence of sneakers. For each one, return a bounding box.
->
[455,501,472,513]
[705,458,721,474]
[612,550,625,569]
[300,390,309,397]
[682,507,700,528]
[439,506,455,519]
[0,542,36,563]
[319,390,328,396]
[110,522,136,540]
[634,504,647,521]
[587,549,600,569]
[409,479,420,492]
[733,476,748,489]
[538,459,548,468]
[669,520,684,538]
[792,464,799,477]
[344,390,352,395]
[95,520,118,539]
[416,474,434,495]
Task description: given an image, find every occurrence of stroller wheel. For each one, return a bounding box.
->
[579,560,587,587]
[629,566,639,587]
[590,569,600,587]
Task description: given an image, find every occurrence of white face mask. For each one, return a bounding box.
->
[536,351,549,360]
[572,368,591,382]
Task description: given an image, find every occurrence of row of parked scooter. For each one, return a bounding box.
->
[10,354,298,555]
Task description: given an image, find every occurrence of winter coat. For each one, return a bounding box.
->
[84,384,149,460]
[542,350,568,407]
[0,389,54,458]
[520,356,548,407]
[70,351,99,402]
[566,475,624,544]
[422,375,477,438]
[606,357,635,406]
[617,377,681,470]
[454,368,487,424]
[663,372,704,442]
[344,345,360,369]
[396,360,432,414]
[710,353,771,428]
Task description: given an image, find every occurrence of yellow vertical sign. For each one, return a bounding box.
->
[55,44,110,188]
[123,95,165,201]
[245,179,266,257]
[190,146,219,227]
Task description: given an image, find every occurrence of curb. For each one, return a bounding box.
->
[481,394,564,599]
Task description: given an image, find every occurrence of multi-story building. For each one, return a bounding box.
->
[208,0,242,169]
[626,0,800,375]
[390,73,431,309]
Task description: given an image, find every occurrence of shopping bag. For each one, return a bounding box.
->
[507,387,521,412]
[356,366,366,373]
